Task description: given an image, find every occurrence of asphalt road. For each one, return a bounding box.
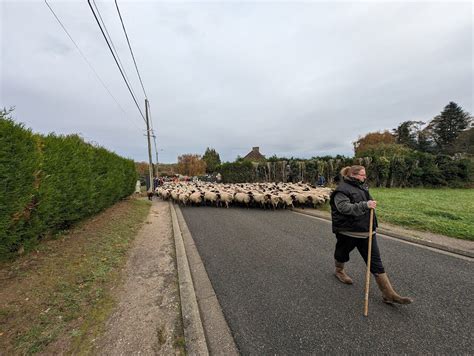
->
[180,206,473,355]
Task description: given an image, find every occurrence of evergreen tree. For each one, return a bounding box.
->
[452,127,474,154]
[393,121,424,149]
[428,102,471,153]
[417,128,436,153]
[202,147,221,173]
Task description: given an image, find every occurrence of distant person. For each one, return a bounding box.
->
[216,173,222,183]
[135,180,141,195]
[329,165,413,305]
[317,175,326,187]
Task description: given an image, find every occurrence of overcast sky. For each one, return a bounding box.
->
[1,1,472,163]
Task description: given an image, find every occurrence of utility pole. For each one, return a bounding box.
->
[145,98,154,192]
[152,133,159,176]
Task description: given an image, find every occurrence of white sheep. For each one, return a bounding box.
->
[217,191,233,208]
[189,191,204,205]
[279,193,294,209]
[158,181,332,210]
[179,192,190,206]
[234,192,251,207]
[204,190,219,207]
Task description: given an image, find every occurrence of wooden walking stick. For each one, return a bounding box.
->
[363,208,375,317]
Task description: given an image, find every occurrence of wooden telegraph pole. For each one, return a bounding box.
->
[145,98,154,192]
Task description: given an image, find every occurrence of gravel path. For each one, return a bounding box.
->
[95,200,184,355]
[181,206,474,355]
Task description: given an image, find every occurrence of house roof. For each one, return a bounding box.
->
[243,147,266,161]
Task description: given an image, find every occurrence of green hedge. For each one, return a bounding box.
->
[218,161,254,183]
[0,116,137,259]
[217,150,473,187]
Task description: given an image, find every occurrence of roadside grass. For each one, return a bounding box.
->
[0,198,151,354]
[320,188,473,240]
[370,188,473,241]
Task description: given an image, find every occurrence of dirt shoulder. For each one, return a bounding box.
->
[94,199,185,355]
[0,197,184,355]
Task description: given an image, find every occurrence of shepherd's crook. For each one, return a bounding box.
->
[363,208,375,317]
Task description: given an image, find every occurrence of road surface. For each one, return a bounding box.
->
[181,206,473,354]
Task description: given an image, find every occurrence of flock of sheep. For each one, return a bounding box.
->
[155,182,333,209]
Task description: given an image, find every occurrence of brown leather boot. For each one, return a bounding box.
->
[375,273,413,304]
[335,261,353,284]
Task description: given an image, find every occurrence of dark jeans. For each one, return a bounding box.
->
[334,232,385,274]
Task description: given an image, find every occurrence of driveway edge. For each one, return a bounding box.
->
[293,208,474,259]
[170,202,209,355]
[174,204,239,355]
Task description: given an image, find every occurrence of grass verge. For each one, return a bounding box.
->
[320,188,473,240]
[371,188,473,240]
[0,198,151,354]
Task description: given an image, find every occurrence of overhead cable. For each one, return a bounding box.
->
[115,0,149,99]
[43,0,142,132]
[91,0,138,101]
[87,0,146,123]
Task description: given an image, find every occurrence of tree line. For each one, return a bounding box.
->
[355,101,472,156]
[149,102,473,187]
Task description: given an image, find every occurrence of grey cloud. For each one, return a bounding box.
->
[1,1,472,164]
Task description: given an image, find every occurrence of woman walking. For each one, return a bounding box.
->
[329,165,413,304]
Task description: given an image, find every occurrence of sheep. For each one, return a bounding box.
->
[171,190,180,203]
[234,192,252,207]
[251,192,268,209]
[189,191,204,206]
[204,190,219,207]
[293,192,309,206]
[280,193,294,209]
[217,191,233,208]
[179,192,190,206]
[307,193,325,208]
[157,181,332,210]
[160,189,171,200]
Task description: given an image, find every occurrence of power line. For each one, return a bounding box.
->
[115,0,148,99]
[91,0,138,102]
[113,0,156,165]
[87,0,146,123]
[43,0,142,132]
[111,0,156,170]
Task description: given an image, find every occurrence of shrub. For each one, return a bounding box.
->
[0,116,137,260]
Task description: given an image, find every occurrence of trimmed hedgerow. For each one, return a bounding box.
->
[0,114,137,260]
